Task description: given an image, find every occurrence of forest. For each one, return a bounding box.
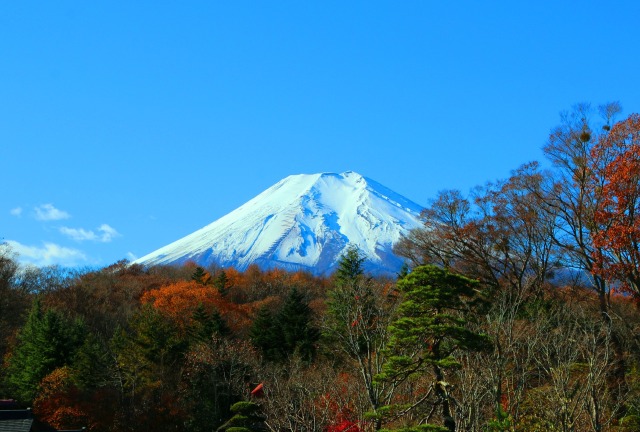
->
[2,102,640,432]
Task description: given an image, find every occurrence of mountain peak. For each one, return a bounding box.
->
[133,172,424,275]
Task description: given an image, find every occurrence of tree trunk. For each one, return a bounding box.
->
[434,364,455,432]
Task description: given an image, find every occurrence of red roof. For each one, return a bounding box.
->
[251,383,264,397]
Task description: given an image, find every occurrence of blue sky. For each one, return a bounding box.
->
[3,1,640,267]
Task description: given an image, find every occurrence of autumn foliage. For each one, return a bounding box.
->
[5,105,640,431]
[591,113,640,296]
[141,279,251,334]
[33,367,89,430]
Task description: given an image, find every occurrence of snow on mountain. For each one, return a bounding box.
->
[133,171,425,275]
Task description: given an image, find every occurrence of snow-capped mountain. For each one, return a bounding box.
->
[133,171,424,275]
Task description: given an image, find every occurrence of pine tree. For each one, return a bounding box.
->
[5,299,86,403]
[216,401,266,431]
[377,265,491,432]
[215,270,230,296]
[276,287,320,362]
[396,262,409,279]
[250,289,319,362]
[192,267,211,285]
[189,303,230,343]
[71,331,111,391]
[249,306,278,361]
[111,305,186,397]
[335,245,366,287]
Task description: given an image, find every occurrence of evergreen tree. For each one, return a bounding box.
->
[71,331,112,391]
[192,267,211,285]
[216,401,266,432]
[275,287,320,362]
[377,265,491,432]
[5,299,86,403]
[189,303,230,343]
[215,270,230,296]
[250,289,319,362]
[396,262,410,279]
[335,245,366,287]
[111,305,186,398]
[249,306,278,361]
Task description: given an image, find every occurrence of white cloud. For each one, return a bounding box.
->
[127,252,138,262]
[10,207,23,217]
[98,224,120,242]
[35,204,70,221]
[59,227,97,241]
[6,240,87,267]
[59,224,121,242]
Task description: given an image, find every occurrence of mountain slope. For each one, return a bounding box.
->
[133,171,424,275]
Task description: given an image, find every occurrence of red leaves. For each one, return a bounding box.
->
[590,114,640,295]
[326,419,361,432]
[33,367,94,430]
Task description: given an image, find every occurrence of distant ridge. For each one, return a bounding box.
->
[133,171,424,275]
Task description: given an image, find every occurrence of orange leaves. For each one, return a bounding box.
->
[223,267,243,288]
[141,280,251,334]
[33,367,90,430]
[142,280,221,319]
[140,264,329,337]
[589,114,640,295]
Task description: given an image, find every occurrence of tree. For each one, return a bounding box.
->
[392,166,561,428]
[32,366,90,430]
[111,305,185,396]
[541,102,622,318]
[181,336,259,432]
[188,303,230,343]
[192,266,212,285]
[215,270,230,296]
[109,305,187,430]
[325,246,399,429]
[259,358,351,432]
[250,287,320,363]
[527,303,618,432]
[377,265,490,432]
[590,113,640,297]
[335,245,366,284]
[540,103,630,420]
[216,401,266,431]
[71,331,112,391]
[249,306,279,361]
[395,164,558,299]
[141,279,249,335]
[42,260,169,339]
[274,287,320,362]
[0,243,31,365]
[5,299,86,403]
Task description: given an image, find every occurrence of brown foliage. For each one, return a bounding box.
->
[43,261,176,337]
[33,367,118,431]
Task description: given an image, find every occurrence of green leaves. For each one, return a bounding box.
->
[5,299,86,403]
[250,288,319,362]
[335,245,367,287]
[376,265,491,431]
